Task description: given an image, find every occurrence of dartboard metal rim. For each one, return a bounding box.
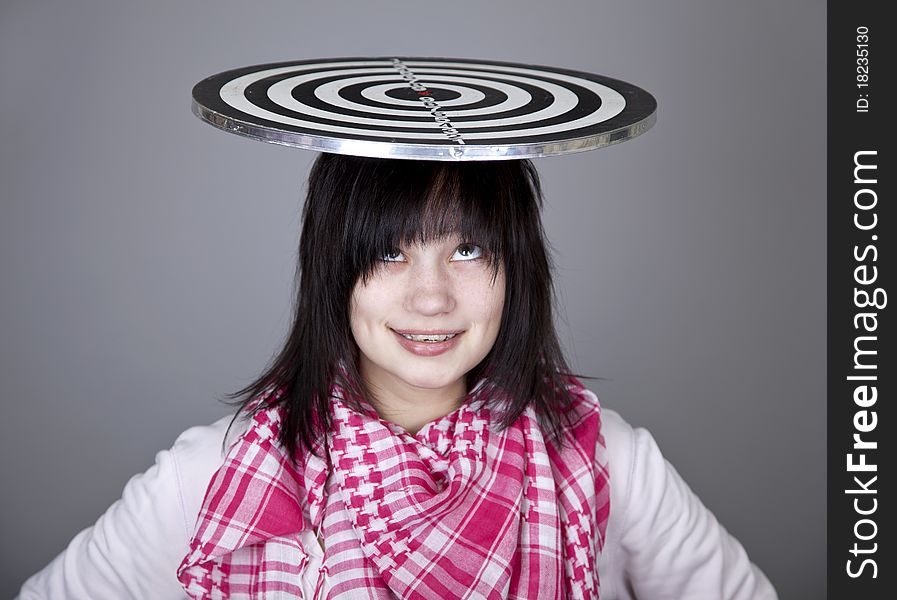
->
[191,57,657,161]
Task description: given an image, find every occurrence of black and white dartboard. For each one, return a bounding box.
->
[192,57,657,160]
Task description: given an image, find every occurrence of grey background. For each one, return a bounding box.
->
[0,1,825,597]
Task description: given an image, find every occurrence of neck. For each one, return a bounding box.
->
[359,363,466,435]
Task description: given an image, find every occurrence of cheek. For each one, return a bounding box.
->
[471,271,506,331]
[490,275,506,319]
[349,285,370,342]
[350,286,387,363]
[348,295,363,341]
[351,278,396,333]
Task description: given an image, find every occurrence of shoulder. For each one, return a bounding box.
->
[597,407,778,599]
[17,413,245,599]
[168,413,241,469]
[597,407,643,547]
[599,407,652,512]
[168,413,247,528]
[599,407,636,471]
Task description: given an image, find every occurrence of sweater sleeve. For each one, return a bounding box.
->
[17,418,231,599]
[614,422,778,599]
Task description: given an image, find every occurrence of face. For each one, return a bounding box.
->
[350,234,505,406]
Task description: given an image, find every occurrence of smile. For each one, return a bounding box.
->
[399,333,458,343]
[390,329,464,357]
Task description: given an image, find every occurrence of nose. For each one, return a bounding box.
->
[406,261,456,316]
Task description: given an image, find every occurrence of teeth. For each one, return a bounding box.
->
[401,333,457,342]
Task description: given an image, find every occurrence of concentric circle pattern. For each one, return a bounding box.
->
[192,57,657,160]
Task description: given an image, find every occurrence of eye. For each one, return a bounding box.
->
[451,243,483,261]
[381,248,405,262]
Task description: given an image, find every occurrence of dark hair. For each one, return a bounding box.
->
[230,153,576,460]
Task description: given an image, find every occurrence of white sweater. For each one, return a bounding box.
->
[18,409,777,599]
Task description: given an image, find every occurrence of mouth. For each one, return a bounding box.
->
[397,332,459,343]
[390,328,464,356]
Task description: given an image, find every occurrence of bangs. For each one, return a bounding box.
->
[342,159,515,280]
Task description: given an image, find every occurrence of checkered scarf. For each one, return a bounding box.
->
[178,382,609,599]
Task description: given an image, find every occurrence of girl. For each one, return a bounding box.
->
[20,154,776,599]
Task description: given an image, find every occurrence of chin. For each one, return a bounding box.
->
[399,370,464,392]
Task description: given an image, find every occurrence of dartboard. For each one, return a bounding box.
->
[192,57,657,160]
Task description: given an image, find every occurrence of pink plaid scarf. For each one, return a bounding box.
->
[178,382,609,599]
